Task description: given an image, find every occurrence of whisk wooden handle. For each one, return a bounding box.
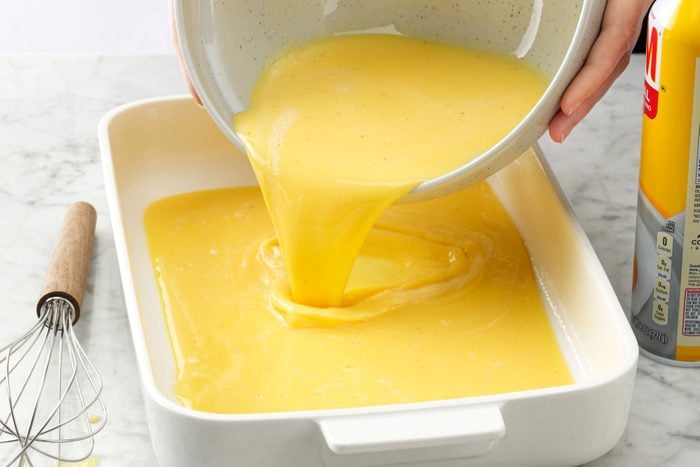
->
[37,202,97,324]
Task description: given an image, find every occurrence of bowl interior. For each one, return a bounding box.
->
[178,0,586,132]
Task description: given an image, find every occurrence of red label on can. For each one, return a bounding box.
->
[644,80,659,119]
[644,20,662,119]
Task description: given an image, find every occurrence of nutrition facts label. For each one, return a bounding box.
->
[683,289,700,336]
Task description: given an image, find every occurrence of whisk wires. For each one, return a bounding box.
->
[0,298,106,466]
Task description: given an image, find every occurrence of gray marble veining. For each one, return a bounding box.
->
[0,55,180,466]
[0,54,698,466]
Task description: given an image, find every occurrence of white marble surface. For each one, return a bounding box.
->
[0,54,698,466]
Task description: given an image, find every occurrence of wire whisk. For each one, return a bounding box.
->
[0,202,105,466]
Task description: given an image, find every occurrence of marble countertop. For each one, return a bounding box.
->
[0,54,698,466]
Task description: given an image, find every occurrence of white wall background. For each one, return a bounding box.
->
[0,0,173,53]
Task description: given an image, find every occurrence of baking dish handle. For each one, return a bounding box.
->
[317,404,504,463]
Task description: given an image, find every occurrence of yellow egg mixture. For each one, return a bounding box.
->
[145,34,573,414]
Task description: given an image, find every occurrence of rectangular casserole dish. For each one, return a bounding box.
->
[100,96,638,467]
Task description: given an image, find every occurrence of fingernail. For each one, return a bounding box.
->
[565,102,580,116]
[561,127,572,142]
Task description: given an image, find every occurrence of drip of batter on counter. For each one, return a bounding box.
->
[58,456,99,467]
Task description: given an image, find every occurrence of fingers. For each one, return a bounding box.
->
[549,52,631,142]
[169,0,203,106]
[174,43,203,106]
[560,0,646,115]
[182,67,204,107]
[549,0,653,141]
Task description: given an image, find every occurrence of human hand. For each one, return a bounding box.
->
[548,0,654,142]
[170,0,202,106]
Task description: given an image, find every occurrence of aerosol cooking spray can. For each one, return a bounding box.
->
[632,0,700,365]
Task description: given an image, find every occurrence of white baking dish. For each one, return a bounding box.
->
[100,96,638,467]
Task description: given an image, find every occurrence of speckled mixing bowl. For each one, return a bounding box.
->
[174,0,607,201]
